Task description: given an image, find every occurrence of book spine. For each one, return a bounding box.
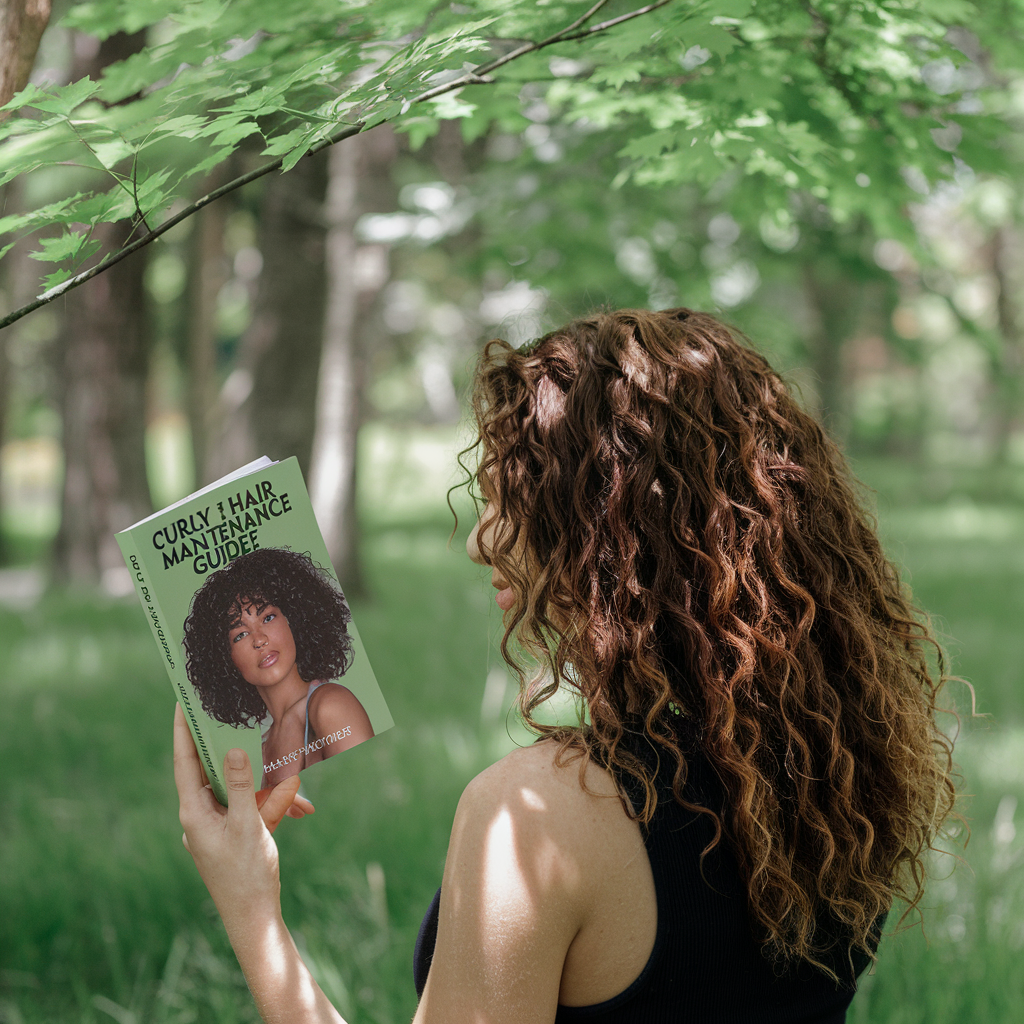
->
[116,531,227,804]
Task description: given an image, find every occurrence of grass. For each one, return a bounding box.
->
[1,431,1023,1022]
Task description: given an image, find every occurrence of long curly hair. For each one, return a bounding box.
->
[182,547,353,727]
[454,307,957,976]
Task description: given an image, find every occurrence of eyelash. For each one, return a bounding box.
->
[231,611,276,642]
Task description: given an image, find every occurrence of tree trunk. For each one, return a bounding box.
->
[52,219,152,585]
[990,224,1024,463]
[802,262,861,441]
[0,0,50,112]
[310,142,361,591]
[206,153,329,481]
[310,128,397,596]
[0,0,51,561]
[51,30,152,586]
[0,179,34,565]
[186,173,231,485]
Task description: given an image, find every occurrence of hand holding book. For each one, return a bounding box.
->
[173,704,348,1024]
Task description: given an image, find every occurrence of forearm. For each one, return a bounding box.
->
[224,905,348,1024]
[174,715,348,1024]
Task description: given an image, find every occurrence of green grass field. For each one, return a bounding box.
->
[1,430,1023,1023]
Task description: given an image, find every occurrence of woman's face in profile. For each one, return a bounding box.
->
[467,496,520,612]
[228,601,298,688]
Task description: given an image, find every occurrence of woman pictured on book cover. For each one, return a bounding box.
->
[182,546,374,788]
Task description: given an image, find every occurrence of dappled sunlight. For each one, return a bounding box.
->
[431,765,589,1015]
[478,806,538,945]
[359,423,473,525]
[0,437,61,538]
[146,412,196,509]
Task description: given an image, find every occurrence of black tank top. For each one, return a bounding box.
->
[414,733,878,1022]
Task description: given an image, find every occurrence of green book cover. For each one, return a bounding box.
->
[116,456,393,804]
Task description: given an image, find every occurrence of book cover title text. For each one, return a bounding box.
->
[151,478,294,573]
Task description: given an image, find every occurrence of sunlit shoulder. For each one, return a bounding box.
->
[413,739,656,1023]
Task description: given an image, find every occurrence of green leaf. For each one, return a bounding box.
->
[618,130,679,160]
[281,134,321,172]
[0,81,52,114]
[209,120,263,148]
[190,145,237,177]
[41,268,75,292]
[0,193,92,236]
[590,18,665,60]
[590,63,644,90]
[396,116,441,151]
[20,78,102,116]
[139,114,212,142]
[678,23,738,58]
[262,126,312,157]
[428,92,476,120]
[362,100,405,132]
[28,230,102,264]
[703,0,753,17]
[134,167,174,207]
[90,136,136,169]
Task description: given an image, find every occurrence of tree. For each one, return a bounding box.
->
[206,152,331,482]
[310,126,399,594]
[0,0,50,112]
[1,0,1007,331]
[50,28,154,586]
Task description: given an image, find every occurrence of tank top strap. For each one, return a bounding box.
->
[304,681,327,749]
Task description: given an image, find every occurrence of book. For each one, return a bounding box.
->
[116,456,393,804]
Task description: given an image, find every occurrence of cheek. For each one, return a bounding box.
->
[277,619,297,656]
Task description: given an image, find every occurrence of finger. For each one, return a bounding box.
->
[285,794,316,818]
[224,748,258,821]
[259,774,302,835]
[255,787,312,816]
[173,704,206,806]
[293,793,315,815]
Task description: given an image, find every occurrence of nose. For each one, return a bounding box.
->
[252,625,268,647]
[467,518,485,565]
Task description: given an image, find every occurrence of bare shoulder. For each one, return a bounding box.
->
[417,740,653,1021]
[464,738,622,808]
[453,739,637,884]
[308,682,360,711]
[307,683,373,740]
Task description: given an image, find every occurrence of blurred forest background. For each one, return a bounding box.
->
[3,1,1024,1022]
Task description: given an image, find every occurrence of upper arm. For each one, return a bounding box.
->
[412,747,587,1024]
[308,684,374,752]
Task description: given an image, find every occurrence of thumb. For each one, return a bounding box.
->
[224,748,257,816]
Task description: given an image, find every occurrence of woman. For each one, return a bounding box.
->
[175,308,957,1023]
[182,546,373,789]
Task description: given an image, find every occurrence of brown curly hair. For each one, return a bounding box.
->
[453,307,957,977]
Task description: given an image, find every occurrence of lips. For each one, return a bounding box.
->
[492,579,515,611]
[258,651,279,668]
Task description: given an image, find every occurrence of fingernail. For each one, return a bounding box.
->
[227,749,245,769]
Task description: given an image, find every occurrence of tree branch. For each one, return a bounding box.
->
[1,0,675,330]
